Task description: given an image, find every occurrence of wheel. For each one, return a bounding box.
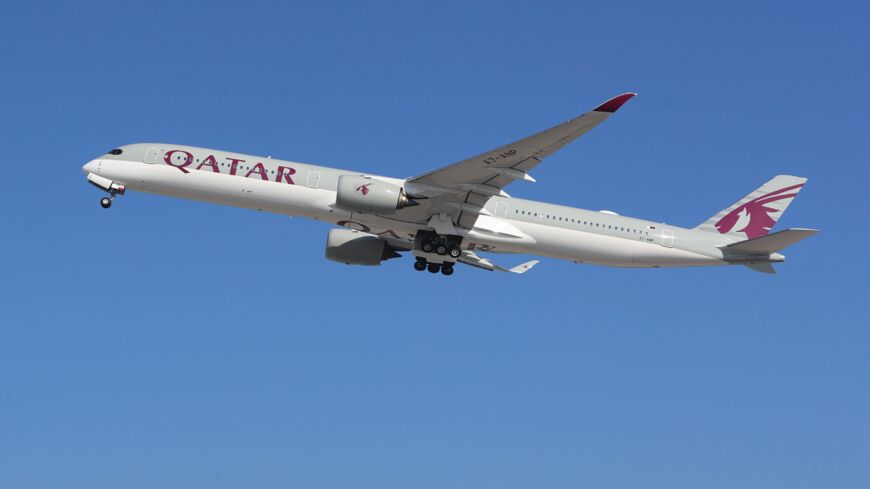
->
[427,263,441,274]
[100,197,112,209]
[436,244,447,255]
[413,260,427,271]
[448,245,462,258]
[421,240,434,253]
[441,264,454,276]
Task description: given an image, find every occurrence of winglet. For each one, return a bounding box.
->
[593,93,637,113]
[509,260,540,274]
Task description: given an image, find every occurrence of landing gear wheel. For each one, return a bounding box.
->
[448,246,461,259]
[436,244,448,255]
[100,197,112,209]
[413,260,427,271]
[427,263,441,274]
[421,240,434,253]
[441,264,454,276]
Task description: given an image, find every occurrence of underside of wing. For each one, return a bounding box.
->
[400,93,636,229]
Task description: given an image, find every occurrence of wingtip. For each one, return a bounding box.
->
[593,92,637,113]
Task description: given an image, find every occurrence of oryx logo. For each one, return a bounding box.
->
[356,183,371,196]
[715,183,804,239]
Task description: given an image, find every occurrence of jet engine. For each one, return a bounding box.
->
[325,229,401,266]
[335,175,419,214]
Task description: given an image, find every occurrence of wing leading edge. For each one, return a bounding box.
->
[404,93,636,229]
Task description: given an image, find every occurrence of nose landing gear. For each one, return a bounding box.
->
[98,188,123,209]
[87,173,125,210]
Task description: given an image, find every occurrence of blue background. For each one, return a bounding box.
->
[1,1,867,488]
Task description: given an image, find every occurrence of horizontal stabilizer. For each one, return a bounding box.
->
[458,251,540,274]
[724,228,819,255]
[508,260,540,274]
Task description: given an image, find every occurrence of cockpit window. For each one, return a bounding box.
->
[107,148,123,155]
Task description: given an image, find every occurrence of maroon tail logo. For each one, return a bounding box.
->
[715,184,803,239]
[356,183,371,195]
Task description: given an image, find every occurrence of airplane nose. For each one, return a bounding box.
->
[82,159,100,175]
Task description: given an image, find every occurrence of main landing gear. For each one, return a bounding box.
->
[412,230,462,276]
[420,237,462,259]
[99,188,123,209]
[414,257,454,276]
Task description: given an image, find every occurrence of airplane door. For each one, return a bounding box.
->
[494,201,508,218]
[144,146,161,163]
[306,171,321,189]
[661,228,674,248]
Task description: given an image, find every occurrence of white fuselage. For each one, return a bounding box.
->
[83,144,735,269]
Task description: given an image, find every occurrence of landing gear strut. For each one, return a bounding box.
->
[98,187,123,209]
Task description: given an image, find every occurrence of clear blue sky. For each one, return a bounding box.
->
[1,1,867,488]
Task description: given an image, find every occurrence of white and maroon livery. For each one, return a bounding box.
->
[82,93,817,276]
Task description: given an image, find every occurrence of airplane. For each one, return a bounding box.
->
[82,93,817,276]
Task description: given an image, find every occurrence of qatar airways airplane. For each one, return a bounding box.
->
[82,93,817,276]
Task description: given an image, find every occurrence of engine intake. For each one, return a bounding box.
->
[325,229,401,266]
[335,175,418,215]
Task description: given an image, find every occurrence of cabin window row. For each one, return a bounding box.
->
[513,209,649,235]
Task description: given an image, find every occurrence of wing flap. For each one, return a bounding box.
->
[744,262,777,274]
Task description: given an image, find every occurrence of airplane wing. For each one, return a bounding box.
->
[457,250,540,274]
[402,93,636,229]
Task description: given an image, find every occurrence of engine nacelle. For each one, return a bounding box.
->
[335,175,417,215]
[325,229,401,266]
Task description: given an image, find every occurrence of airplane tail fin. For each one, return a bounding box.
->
[695,175,808,240]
